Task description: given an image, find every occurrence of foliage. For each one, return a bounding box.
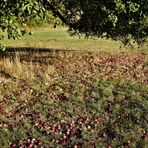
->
[0,0,148,50]
[25,12,62,28]
[0,0,46,50]
[49,0,148,45]
[0,52,147,147]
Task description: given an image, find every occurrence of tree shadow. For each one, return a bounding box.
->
[0,47,76,63]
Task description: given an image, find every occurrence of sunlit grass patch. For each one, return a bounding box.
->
[4,27,148,54]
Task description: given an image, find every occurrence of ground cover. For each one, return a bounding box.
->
[0,28,148,147]
[0,50,147,147]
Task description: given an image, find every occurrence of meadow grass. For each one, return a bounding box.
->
[5,27,148,54]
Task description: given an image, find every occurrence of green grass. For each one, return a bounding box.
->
[5,27,148,54]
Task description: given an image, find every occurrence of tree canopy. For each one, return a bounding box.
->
[0,0,148,50]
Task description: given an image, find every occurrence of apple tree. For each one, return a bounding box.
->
[47,0,148,45]
[0,0,148,50]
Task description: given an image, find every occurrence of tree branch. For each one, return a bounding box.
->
[46,2,72,27]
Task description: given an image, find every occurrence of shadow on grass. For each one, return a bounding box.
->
[0,47,76,63]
